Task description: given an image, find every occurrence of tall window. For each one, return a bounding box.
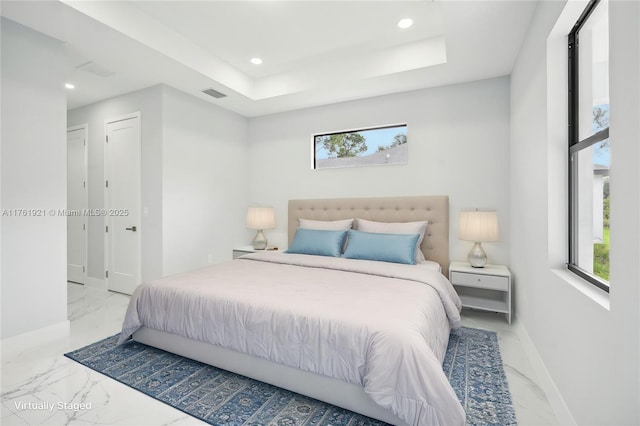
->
[568,0,610,292]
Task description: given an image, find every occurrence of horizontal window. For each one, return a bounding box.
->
[312,124,407,170]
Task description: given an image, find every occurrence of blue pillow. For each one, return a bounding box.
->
[286,228,348,257]
[343,230,419,265]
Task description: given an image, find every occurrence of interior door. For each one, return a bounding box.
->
[106,114,141,295]
[67,126,87,284]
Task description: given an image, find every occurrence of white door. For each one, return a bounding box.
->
[105,114,141,295]
[67,126,87,284]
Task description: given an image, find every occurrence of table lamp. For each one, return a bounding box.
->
[246,206,275,250]
[458,210,499,268]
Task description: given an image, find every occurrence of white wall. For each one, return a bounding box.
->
[248,77,511,263]
[69,85,249,281]
[68,86,164,283]
[510,1,639,424]
[161,86,249,276]
[1,19,68,338]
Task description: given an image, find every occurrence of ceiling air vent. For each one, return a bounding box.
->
[76,61,115,78]
[202,88,227,99]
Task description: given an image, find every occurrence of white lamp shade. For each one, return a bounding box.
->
[246,206,275,230]
[458,211,499,242]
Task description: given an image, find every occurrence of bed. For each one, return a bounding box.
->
[119,196,465,426]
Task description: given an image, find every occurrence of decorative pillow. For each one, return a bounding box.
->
[356,218,428,262]
[299,218,354,230]
[343,230,420,265]
[286,228,348,257]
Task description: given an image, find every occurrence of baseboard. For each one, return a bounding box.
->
[515,316,576,425]
[85,276,106,290]
[1,320,70,356]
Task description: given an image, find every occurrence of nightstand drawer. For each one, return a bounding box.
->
[450,271,509,291]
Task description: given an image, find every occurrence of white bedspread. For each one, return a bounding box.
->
[119,252,465,426]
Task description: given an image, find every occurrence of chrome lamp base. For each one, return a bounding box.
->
[468,241,487,268]
[252,229,268,250]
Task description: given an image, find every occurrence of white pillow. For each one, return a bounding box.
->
[355,218,428,262]
[299,218,354,230]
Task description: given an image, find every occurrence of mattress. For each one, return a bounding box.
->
[119,251,465,426]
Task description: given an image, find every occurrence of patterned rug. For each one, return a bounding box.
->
[64,327,516,426]
[444,327,517,425]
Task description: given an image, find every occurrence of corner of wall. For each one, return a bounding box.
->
[514,320,577,425]
[1,320,70,358]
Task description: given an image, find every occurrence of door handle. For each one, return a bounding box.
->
[125,226,137,232]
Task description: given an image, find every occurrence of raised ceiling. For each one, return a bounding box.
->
[1,1,537,117]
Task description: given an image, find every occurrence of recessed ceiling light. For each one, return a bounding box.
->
[250,57,263,65]
[65,83,75,89]
[397,18,413,29]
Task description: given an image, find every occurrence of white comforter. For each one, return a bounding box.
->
[119,252,465,426]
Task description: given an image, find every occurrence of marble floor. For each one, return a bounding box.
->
[460,310,559,426]
[1,283,559,426]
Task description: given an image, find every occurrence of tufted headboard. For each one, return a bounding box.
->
[288,196,449,275]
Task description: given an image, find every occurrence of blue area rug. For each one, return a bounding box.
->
[444,327,517,425]
[64,327,516,426]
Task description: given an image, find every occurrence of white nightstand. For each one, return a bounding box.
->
[232,246,279,259]
[449,261,512,324]
[232,246,257,259]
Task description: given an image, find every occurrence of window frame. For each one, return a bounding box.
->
[312,123,408,170]
[567,0,610,293]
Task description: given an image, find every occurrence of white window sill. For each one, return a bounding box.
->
[551,268,610,310]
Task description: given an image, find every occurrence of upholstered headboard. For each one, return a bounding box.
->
[288,196,449,275]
